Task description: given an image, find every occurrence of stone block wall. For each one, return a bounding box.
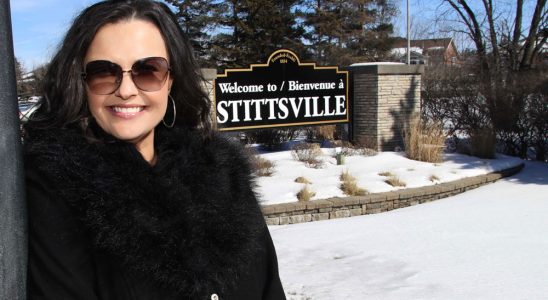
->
[349,64,424,151]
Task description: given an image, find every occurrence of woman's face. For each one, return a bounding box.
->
[84,19,172,151]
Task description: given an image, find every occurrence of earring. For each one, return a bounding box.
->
[163,95,176,128]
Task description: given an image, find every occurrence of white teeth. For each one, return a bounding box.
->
[112,106,144,113]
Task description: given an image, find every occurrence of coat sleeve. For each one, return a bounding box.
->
[26,166,99,300]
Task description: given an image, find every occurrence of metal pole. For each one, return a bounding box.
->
[0,0,27,299]
[407,0,411,64]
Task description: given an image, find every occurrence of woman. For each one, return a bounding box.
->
[23,1,285,299]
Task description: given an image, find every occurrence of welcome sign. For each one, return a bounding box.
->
[214,49,349,131]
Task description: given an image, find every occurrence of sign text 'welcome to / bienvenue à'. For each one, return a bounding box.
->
[214,49,349,131]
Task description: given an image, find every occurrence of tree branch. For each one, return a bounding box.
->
[520,0,547,69]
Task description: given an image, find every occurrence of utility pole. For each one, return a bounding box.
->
[0,0,27,299]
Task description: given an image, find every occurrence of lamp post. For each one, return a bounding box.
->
[0,1,27,299]
[407,0,411,64]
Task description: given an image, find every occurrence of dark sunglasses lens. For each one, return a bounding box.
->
[131,57,170,92]
[84,61,121,95]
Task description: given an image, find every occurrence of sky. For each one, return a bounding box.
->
[9,0,100,71]
[8,0,539,72]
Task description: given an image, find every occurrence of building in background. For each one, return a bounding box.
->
[390,38,459,66]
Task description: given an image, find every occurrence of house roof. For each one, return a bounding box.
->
[392,38,456,55]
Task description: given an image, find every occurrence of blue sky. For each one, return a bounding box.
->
[9,0,102,71]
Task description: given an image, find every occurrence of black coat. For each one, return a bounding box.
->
[24,125,286,300]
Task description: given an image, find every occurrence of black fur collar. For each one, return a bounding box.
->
[24,125,265,297]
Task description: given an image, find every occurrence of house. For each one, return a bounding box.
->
[390,38,459,66]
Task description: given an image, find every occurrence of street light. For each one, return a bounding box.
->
[407,0,410,64]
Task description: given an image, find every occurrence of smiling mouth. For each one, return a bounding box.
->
[111,106,145,113]
[108,106,146,119]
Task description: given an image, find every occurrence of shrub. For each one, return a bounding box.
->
[339,170,367,196]
[294,176,312,184]
[296,185,315,201]
[291,143,324,168]
[333,140,378,157]
[378,171,392,177]
[422,65,547,161]
[404,117,445,163]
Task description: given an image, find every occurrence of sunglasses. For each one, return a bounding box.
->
[82,57,171,95]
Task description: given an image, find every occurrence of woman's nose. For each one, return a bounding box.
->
[115,71,138,99]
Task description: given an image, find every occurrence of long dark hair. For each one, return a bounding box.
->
[26,0,211,137]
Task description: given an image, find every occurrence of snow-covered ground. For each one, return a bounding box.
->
[269,160,548,299]
[256,149,523,205]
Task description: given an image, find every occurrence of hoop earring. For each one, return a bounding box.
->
[163,95,176,128]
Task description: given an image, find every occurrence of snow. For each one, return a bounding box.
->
[390,47,423,55]
[269,160,548,299]
[426,46,445,50]
[255,149,523,205]
[350,62,405,67]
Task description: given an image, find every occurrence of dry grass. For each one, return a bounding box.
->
[384,176,406,187]
[378,171,393,177]
[429,175,440,182]
[291,143,324,168]
[317,125,336,141]
[339,170,368,196]
[294,176,312,184]
[469,127,496,159]
[404,117,445,163]
[296,185,315,201]
[306,125,336,141]
[340,169,352,182]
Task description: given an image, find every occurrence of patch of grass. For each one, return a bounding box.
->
[385,176,406,187]
[339,170,368,196]
[378,171,393,177]
[296,185,315,201]
[294,176,312,184]
[429,175,440,182]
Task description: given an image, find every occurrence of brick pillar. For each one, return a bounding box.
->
[348,64,424,151]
